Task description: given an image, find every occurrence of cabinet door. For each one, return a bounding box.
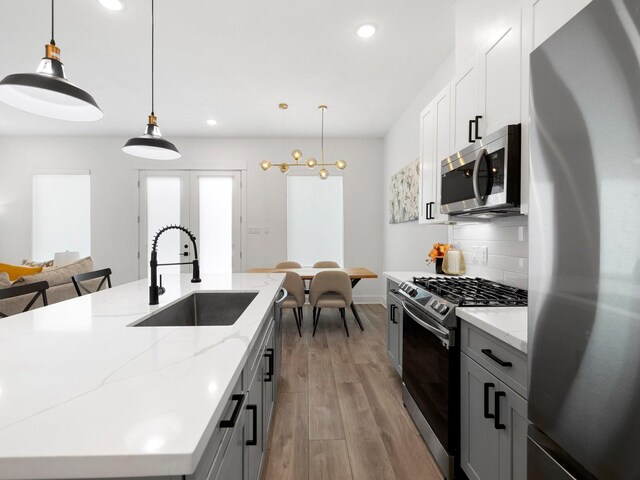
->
[263,326,276,442]
[419,99,436,224]
[432,84,452,222]
[245,365,264,480]
[478,9,523,138]
[212,414,244,480]
[386,301,400,374]
[497,382,528,480]
[451,57,481,153]
[461,353,500,480]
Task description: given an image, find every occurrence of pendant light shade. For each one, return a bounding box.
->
[122,115,181,160]
[123,0,181,160]
[0,3,102,122]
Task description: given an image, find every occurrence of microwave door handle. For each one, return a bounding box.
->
[402,302,450,346]
[472,148,488,206]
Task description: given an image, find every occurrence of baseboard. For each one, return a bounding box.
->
[353,295,386,305]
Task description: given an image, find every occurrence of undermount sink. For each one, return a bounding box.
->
[131,292,258,327]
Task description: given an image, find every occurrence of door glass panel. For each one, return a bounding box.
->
[199,176,233,274]
[147,176,181,274]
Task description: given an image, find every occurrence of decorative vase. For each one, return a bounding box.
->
[435,257,444,274]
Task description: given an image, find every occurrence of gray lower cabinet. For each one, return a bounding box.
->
[191,313,278,480]
[460,351,527,480]
[386,280,403,376]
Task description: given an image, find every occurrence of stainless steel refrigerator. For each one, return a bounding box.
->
[529,0,640,478]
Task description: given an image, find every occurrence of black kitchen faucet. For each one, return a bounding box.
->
[149,225,201,305]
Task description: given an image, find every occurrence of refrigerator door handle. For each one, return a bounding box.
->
[494,391,506,430]
[484,382,495,419]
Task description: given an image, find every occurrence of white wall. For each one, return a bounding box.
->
[382,54,454,274]
[0,136,384,302]
[450,217,528,289]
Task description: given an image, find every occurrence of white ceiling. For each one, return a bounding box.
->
[0,0,454,138]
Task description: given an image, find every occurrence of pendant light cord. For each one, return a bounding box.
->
[321,107,325,165]
[151,0,155,115]
[50,0,55,45]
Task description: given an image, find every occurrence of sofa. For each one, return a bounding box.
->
[0,257,100,317]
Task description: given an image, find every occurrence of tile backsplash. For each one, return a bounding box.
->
[449,216,528,289]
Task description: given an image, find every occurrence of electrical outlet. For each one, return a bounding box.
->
[479,246,488,264]
[472,245,479,264]
[248,227,261,235]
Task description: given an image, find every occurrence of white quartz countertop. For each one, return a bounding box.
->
[383,271,527,354]
[0,273,285,479]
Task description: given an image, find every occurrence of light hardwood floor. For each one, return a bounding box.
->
[261,304,444,480]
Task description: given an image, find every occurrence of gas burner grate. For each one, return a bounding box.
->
[412,277,528,307]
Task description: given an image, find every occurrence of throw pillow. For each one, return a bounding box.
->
[0,272,10,288]
[22,259,54,268]
[15,257,93,288]
[0,263,43,282]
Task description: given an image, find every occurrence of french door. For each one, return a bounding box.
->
[138,170,243,279]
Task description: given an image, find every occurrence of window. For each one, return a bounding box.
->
[287,176,344,267]
[32,173,91,261]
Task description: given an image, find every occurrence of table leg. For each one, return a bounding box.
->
[350,278,361,288]
[350,302,365,331]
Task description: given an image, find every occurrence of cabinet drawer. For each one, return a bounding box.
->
[461,322,527,399]
[247,316,273,381]
[190,375,243,480]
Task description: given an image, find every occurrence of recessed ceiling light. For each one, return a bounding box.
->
[206,119,218,126]
[356,23,377,39]
[99,0,124,12]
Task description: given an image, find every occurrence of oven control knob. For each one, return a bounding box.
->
[439,304,450,315]
[429,299,438,308]
[409,288,418,297]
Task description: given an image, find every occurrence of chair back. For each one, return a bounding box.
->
[312,261,340,268]
[309,270,352,306]
[72,268,112,297]
[275,261,302,269]
[0,281,49,318]
[281,271,305,306]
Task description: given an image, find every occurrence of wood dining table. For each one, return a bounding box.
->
[247,267,378,331]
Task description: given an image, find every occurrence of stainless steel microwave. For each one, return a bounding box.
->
[440,124,521,217]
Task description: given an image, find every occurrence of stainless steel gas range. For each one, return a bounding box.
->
[397,276,527,480]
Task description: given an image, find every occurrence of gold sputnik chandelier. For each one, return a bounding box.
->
[260,103,316,173]
[313,105,346,180]
[259,103,347,179]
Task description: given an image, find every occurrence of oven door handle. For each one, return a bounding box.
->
[472,148,488,206]
[402,302,450,347]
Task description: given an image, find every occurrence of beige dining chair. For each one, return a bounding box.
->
[312,261,340,268]
[280,271,305,337]
[275,261,302,269]
[309,270,352,337]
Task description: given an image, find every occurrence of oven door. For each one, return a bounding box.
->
[440,136,509,215]
[402,301,459,457]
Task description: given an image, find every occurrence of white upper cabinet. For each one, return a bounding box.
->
[528,0,592,50]
[451,58,481,153]
[478,10,523,138]
[420,84,452,224]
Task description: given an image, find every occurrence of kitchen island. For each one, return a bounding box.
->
[0,273,285,480]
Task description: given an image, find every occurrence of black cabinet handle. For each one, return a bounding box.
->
[474,115,483,139]
[264,348,274,382]
[468,119,476,143]
[220,394,244,428]
[494,391,506,429]
[390,304,397,323]
[427,201,435,220]
[481,349,513,367]
[483,382,495,419]
[246,404,258,445]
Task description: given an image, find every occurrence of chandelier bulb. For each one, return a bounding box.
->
[306,157,317,168]
[260,161,271,171]
[335,159,347,170]
[291,149,303,161]
[280,164,289,173]
[319,168,329,180]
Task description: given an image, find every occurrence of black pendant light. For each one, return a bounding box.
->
[123,0,180,160]
[0,0,103,121]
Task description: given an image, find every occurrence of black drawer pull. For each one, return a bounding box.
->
[483,382,495,419]
[481,349,513,367]
[390,304,397,324]
[474,115,483,139]
[220,393,244,428]
[494,391,506,430]
[265,348,274,382]
[468,119,476,143]
[246,404,258,445]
